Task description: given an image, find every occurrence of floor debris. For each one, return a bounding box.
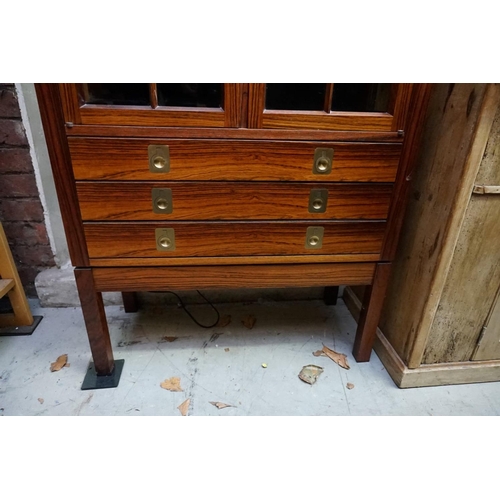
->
[262,363,267,368]
[50,354,68,372]
[178,398,190,416]
[38,398,44,404]
[117,340,142,347]
[216,315,232,328]
[241,315,256,329]
[209,401,234,409]
[312,350,326,357]
[346,383,355,390]
[160,377,183,392]
[298,365,324,385]
[224,348,230,352]
[322,345,350,370]
[159,336,178,343]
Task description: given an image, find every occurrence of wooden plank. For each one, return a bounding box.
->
[223,84,243,128]
[69,138,402,182]
[79,105,226,127]
[83,221,386,259]
[473,185,500,194]
[0,279,15,300]
[343,286,500,388]
[35,84,90,266]
[247,83,265,128]
[58,84,82,124]
[376,84,491,366]
[262,110,393,131]
[76,181,393,221]
[65,125,403,143]
[324,84,334,112]
[0,224,33,327]
[89,254,382,267]
[423,97,500,363]
[92,262,377,292]
[473,283,500,361]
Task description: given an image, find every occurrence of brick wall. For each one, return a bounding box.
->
[0,84,55,296]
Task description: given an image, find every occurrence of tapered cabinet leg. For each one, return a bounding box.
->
[352,263,392,362]
[323,286,339,305]
[122,292,138,313]
[75,268,124,389]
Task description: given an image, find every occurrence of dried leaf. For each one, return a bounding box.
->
[322,345,350,370]
[159,336,178,343]
[216,315,232,328]
[346,383,355,390]
[209,401,234,409]
[38,398,44,404]
[224,348,230,352]
[298,365,324,385]
[178,398,190,416]
[50,354,68,372]
[312,350,326,357]
[241,315,256,329]
[160,377,183,392]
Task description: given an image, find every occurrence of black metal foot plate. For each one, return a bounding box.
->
[0,316,43,336]
[81,359,125,390]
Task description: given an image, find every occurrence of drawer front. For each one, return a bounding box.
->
[69,138,402,182]
[76,182,393,221]
[84,222,386,258]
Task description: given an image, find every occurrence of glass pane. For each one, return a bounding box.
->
[331,84,391,112]
[157,84,223,108]
[266,84,326,111]
[84,84,150,105]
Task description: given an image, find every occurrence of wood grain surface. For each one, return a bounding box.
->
[92,263,376,291]
[83,221,386,258]
[69,138,402,182]
[76,181,393,221]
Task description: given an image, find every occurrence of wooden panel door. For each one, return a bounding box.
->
[248,83,412,132]
[59,83,245,128]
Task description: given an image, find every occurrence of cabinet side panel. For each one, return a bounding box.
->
[34,84,89,266]
[423,99,500,363]
[378,84,488,365]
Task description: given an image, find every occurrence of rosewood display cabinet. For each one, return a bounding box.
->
[35,83,431,389]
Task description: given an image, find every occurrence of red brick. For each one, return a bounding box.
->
[0,88,20,118]
[0,119,28,146]
[0,148,34,173]
[2,221,50,246]
[0,198,44,221]
[0,173,39,198]
[12,244,55,267]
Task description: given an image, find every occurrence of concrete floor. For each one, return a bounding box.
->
[1,296,500,416]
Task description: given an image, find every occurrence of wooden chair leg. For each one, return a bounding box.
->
[323,286,339,305]
[75,268,115,375]
[352,263,392,362]
[122,292,139,313]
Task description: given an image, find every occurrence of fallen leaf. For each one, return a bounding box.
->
[160,377,183,392]
[298,365,324,385]
[313,350,327,357]
[209,401,234,409]
[38,398,44,404]
[241,315,256,329]
[224,348,230,352]
[216,315,232,328]
[159,336,178,343]
[178,399,190,416]
[50,354,68,372]
[322,345,350,370]
[346,383,355,390]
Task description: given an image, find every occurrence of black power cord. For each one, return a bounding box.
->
[162,290,220,329]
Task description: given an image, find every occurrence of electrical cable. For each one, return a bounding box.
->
[162,290,220,329]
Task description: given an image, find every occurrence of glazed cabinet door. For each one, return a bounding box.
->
[248,83,413,132]
[59,83,244,128]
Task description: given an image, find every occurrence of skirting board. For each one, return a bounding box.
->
[343,286,500,388]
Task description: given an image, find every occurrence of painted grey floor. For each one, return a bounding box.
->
[1,297,500,416]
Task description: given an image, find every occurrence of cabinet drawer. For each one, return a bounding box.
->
[69,138,401,182]
[84,221,386,258]
[76,182,393,221]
